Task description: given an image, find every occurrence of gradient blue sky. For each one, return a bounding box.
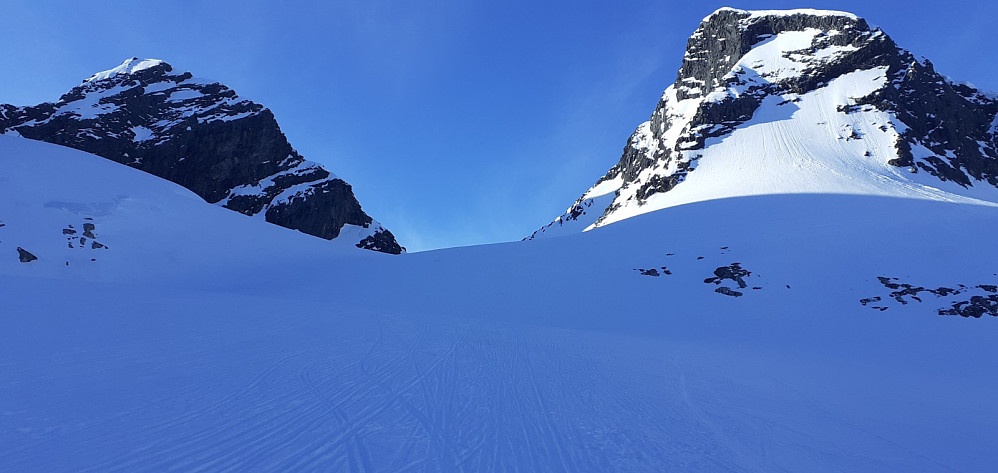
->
[3,1,997,251]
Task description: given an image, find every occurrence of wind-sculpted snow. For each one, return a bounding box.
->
[532,7,998,238]
[3,133,998,471]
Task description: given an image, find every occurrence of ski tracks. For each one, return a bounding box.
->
[7,312,692,472]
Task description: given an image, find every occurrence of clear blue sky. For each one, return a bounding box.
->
[3,1,996,251]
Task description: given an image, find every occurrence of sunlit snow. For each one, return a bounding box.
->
[2,133,997,472]
[86,57,165,83]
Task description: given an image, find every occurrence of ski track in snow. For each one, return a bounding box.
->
[0,309,674,472]
[3,287,988,472]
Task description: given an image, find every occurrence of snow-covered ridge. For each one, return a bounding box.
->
[29,57,260,129]
[530,8,998,239]
[86,57,166,82]
[708,7,860,22]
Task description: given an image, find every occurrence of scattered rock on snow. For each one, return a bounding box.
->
[704,263,759,297]
[862,276,998,318]
[704,263,751,289]
[715,287,743,297]
[17,247,37,262]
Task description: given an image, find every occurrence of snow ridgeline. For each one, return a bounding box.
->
[86,57,166,82]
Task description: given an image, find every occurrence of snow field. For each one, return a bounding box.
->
[2,113,998,471]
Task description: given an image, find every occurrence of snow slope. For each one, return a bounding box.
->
[2,135,998,472]
[604,67,998,226]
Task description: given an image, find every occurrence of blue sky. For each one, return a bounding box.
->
[3,0,997,251]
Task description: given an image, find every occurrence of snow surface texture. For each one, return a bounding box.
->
[3,134,998,472]
[529,8,998,239]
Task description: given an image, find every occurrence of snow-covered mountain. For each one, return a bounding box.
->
[3,133,998,472]
[3,8,998,472]
[529,7,998,239]
[0,58,403,254]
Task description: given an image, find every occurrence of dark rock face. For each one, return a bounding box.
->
[675,10,872,101]
[857,61,998,186]
[1,58,403,254]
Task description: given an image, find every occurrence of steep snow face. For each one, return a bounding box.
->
[4,131,998,471]
[0,58,403,254]
[531,8,998,237]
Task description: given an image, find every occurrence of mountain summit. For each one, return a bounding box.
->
[0,57,403,254]
[529,7,998,238]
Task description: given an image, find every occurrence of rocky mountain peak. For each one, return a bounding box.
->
[2,58,403,254]
[675,8,873,101]
[528,8,998,240]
